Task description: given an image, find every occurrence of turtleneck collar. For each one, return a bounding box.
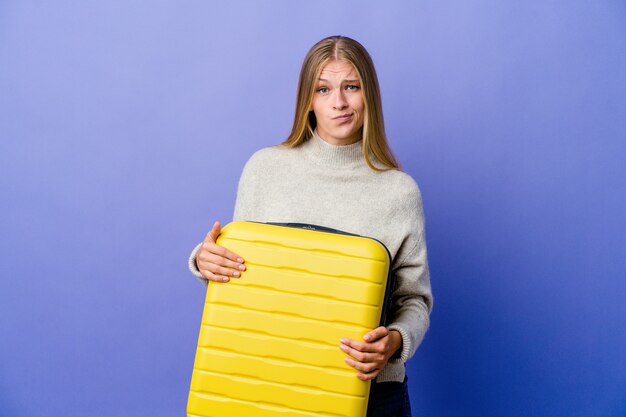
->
[300,130,366,169]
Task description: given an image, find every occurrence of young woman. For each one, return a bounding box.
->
[188,35,433,417]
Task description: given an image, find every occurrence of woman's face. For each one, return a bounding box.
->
[311,60,365,145]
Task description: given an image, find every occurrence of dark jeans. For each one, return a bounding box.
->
[366,377,412,417]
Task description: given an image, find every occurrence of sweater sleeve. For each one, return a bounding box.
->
[385,189,433,365]
[187,153,259,285]
[187,242,208,287]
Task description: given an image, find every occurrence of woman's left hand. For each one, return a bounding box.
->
[340,327,402,381]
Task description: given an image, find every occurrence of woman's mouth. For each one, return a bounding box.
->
[334,114,353,122]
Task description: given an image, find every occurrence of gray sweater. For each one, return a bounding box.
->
[189,130,433,382]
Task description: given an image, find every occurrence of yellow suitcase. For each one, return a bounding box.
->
[187,221,394,417]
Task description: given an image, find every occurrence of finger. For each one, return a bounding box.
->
[363,326,389,342]
[201,270,230,283]
[340,343,379,362]
[201,241,244,264]
[197,260,242,278]
[200,260,242,278]
[344,357,380,373]
[205,221,221,243]
[357,369,381,381]
[206,252,246,273]
[340,338,380,354]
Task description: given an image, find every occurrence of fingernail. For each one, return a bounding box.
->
[339,344,347,351]
[233,271,240,277]
[236,258,243,263]
[238,264,246,271]
[340,338,348,344]
[363,334,371,341]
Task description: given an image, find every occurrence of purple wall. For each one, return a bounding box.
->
[1,1,625,416]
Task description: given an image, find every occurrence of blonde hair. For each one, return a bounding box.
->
[282,36,401,171]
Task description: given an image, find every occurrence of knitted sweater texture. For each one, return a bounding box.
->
[189,131,433,382]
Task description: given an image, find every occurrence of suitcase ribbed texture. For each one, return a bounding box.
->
[188,221,392,417]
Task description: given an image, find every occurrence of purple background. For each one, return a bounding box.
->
[1,1,625,416]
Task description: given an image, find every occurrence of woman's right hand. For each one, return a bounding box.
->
[196,221,246,283]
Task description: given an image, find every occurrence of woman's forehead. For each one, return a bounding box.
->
[319,60,359,78]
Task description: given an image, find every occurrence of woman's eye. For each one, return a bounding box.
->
[346,84,360,91]
[317,87,329,93]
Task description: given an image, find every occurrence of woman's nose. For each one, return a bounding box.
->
[332,90,348,110]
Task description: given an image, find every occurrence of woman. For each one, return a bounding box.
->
[188,35,432,417]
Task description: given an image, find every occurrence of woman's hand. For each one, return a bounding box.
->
[340,327,402,381]
[196,221,246,283]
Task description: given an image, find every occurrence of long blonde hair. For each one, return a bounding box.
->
[282,36,400,171]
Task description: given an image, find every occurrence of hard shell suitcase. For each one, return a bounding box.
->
[187,221,394,417]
